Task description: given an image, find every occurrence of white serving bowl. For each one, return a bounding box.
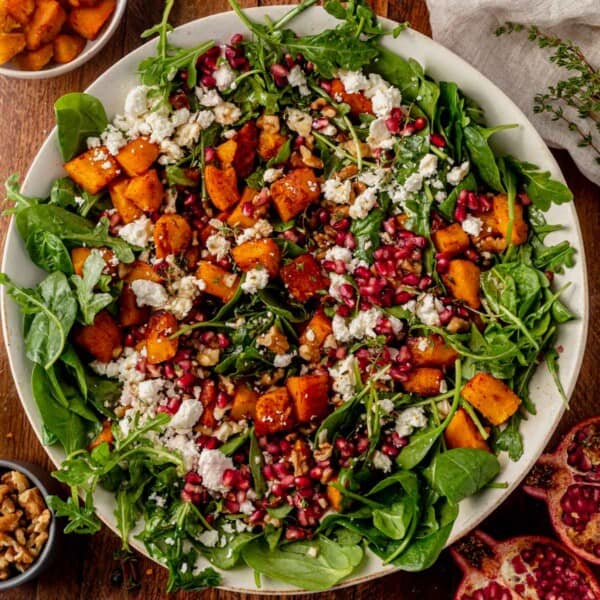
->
[0,0,128,79]
[0,5,589,594]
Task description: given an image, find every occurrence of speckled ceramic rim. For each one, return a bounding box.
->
[0,5,588,594]
[0,460,57,591]
[0,0,128,80]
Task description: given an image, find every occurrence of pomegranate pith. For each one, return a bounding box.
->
[451,530,600,600]
[523,416,600,564]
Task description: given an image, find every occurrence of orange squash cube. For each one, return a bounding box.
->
[125,169,164,212]
[230,384,258,421]
[53,34,86,64]
[287,374,330,423]
[280,254,328,302]
[109,178,142,224]
[121,260,163,284]
[270,167,321,222]
[72,310,122,363]
[407,334,458,369]
[64,146,120,194]
[5,0,35,25]
[402,368,444,397]
[13,43,54,70]
[444,408,490,451]
[330,79,373,116]
[299,312,332,362]
[204,165,240,211]
[116,137,160,177]
[216,139,237,167]
[492,194,528,246]
[231,238,281,278]
[24,0,66,50]
[442,259,481,309]
[88,419,114,451]
[118,284,150,327]
[0,32,26,63]
[70,247,114,277]
[227,187,268,229]
[257,129,287,161]
[195,260,239,303]
[68,0,116,40]
[153,214,192,259]
[461,373,522,426]
[254,387,295,436]
[145,311,179,365]
[432,223,470,257]
[232,121,258,178]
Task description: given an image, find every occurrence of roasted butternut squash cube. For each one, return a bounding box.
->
[287,374,330,423]
[402,368,444,397]
[68,0,116,40]
[270,167,321,222]
[53,33,86,64]
[461,372,522,426]
[442,259,481,310]
[280,254,328,302]
[109,178,142,224]
[88,419,114,451]
[407,334,458,369]
[216,139,237,167]
[145,311,179,365]
[492,193,528,246]
[125,169,164,212]
[299,312,332,362]
[153,214,192,259]
[231,238,281,277]
[72,310,122,363]
[227,187,268,229]
[233,121,258,178]
[116,137,160,177]
[0,32,25,63]
[330,79,373,116]
[64,146,120,194]
[326,480,344,511]
[121,260,163,284]
[14,42,54,70]
[432,223,470,256]
[444,408,490,451]
[204,165,240,211]
[230,384,258,421]
[257,130,287,161]
[0,11,21,33]
[5,0,35,25]
[24,0,66,50]
[254,387,295,436]
[195,260,239,303]
[71,246,113,276]
[118,284,150,327]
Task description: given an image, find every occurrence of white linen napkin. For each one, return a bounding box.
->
[425,0,600,186]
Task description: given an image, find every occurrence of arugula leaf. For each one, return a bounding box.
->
[46,494,101,534]
[4,174,42,212]
[71,251,114,325]
[492,413,524,461]
[54,93,108,161]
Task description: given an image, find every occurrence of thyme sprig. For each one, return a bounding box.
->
[495,22,600,164]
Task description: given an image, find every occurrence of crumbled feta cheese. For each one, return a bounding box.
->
[447,161,470,186]
[322,178,352,205]
[138,379,165,405]
[131,280,168,308]
[213,102,241,125]
[371,86,402,119]
[146,109,175,143]
[164,434,200,471]
[287,65,310,96]
[418,153,438,178]
[206,233,231,261]
[263,168,283,183]
[165,296,193,320]
[196,87,222,107]
[169,399,204,430]
[273,352,295,368]
[86,136,101,149]
[325,246,353,265]
[213,62,236,91]
[403,172,424,193]
[416,294,442,327]
[349,187,377,219]
[285,108,313,137]
[328,355,357,401]
[101,125,127,155]
[198,529,219,548]
[159,139,184,164]
[439,379,448,394]
[235,219,273,244]
[241,267,270,294]
[196,449,235,493]
[124,85,151,117]
[331,313,351,343]
[337,70,369,93]
[379,398,395,414]
[196,110,216,129]
[367,118,394,149]
[175,121,201,147]
[461,215,483,236]
[434,190,447,203]
[395,406,428,437]
[118,215,154,247]
[306,546,319,558]
[328,273,348,303]
[373,451,392,473]
[348,308,381,339]
[171,108,191,128]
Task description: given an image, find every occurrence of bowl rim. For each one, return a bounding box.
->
[0,0,128,80]
[0,4,589,593]
[0,459,58,591]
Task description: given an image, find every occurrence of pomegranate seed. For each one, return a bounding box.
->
[386,115,401,134]
[204,146,216,162]
[294,476,312,489]
[457,189,469,207]
[454,205,467,222]
[225,499,240,513]
[413,117,427,131]
[230,33,244,46]
[185,472,202,485]
[285,526,307,540]
[439,307,454,325]
[166,397,181,414]
[312,117,330,131]
[336,304,351,317]
[201,74,216,87]
[332,217,350,231]
[222,469,239,488]
[430,132,446,147]
[204,437,220,450]
[270,63,289,78]
[309,467,323,480]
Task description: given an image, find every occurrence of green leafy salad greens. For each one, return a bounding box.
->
[0,0,577,593]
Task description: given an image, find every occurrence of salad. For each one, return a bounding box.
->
[1,0,577,592]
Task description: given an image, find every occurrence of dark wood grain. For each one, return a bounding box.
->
[0,1,598,599]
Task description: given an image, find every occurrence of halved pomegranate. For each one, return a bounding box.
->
[523,416,600,564]
[451,530,600,599]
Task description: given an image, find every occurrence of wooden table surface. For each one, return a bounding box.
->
[0,1,599,598]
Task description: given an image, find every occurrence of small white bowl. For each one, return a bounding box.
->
[0,0,128,80]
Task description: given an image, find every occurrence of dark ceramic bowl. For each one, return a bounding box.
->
[0,459,62,591]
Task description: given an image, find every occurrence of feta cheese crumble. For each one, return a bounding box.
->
[131,280,168,308]
[241,267,270,294]
[395,406,428,438]
[195,449,235,493]
[461,215,483,236]
[119,215,154,247]
[169,399,204,430]
[349,187,378,219]
[447,161,470,186]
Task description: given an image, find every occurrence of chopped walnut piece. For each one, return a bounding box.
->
[1,471,28,494]
[256,325,290,354]
[18,488,45,519]
[0,513,21,533]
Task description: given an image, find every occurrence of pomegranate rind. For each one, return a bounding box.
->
[451,530,600,600]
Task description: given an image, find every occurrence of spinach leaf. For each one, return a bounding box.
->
[257,286,309,323]
[438,82,467,161]
[371,48,420,102]
[351,207,385,262]
[249,428,266,498]
[219,430,250,456]
[372,499,415,541]
[203,532,259,569]
[16,205,135,263]
[424,448,500,503]
[49,177,81,209]
[54,93,108,161]
[70,251,114,325]
[165,166,196,187]
[464,124,511,192]
[266,138,292,167]
[25,231,73,274]
[59,345,88,399]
